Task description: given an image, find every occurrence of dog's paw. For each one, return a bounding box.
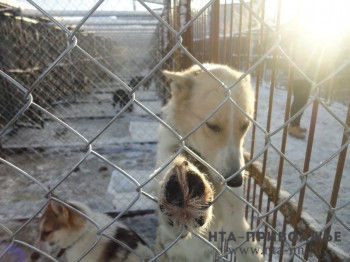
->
[158,156,214,232]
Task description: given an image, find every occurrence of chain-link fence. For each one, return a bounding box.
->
[1,0,350,261]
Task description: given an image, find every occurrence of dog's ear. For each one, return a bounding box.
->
[49,200,69,219]
[163,70,192,99]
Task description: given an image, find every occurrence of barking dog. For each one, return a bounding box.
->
[154,64,264,261]
[34,198,154,262]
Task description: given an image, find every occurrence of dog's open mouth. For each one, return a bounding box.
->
[159,156,214,231]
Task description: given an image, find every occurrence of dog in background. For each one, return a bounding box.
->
[112,89,133,112]
[130,76,152,91]
[32,198,154,262]
[154,64,264,261]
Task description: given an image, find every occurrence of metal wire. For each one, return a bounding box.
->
[0,0,349,261]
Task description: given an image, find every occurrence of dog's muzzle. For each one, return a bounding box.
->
[182,149,243,188]
[226,173,243,187]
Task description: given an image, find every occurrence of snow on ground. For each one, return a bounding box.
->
[0,81,349,260]
[247,81,350,255]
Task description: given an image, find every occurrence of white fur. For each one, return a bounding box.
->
[153,64,264,262]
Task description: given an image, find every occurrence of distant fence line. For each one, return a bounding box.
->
[0,4,127,129]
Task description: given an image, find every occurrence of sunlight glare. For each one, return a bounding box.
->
[299,0,350,37]
[266,0,350,38]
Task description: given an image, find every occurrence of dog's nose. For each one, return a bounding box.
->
[224,163,243,187]
[226,172,243,187]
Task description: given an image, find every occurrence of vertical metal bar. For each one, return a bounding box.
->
[245,166,252,219]
[260,1,281,261]
[209,0,220,63]
[279,216,288,261]
[269,51,294,262]
[290,99,319,257]
[202,2,207,62]
[246,0,261,168]
[288,0,315,259]
[222,0,227,64]
[180,0,193,69]
[237,2,243,70]
[173,0,180,70]
[262,199,271,254]
[319,96,350,259]
[245,0,253,70]
[250,181,258,229]
[257,1,279,228]
[201,2,204,62]
[228,0,235,67]
[248,82,260,225]
[250,0,265,228]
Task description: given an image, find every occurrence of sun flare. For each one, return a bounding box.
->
[266,0,350,39]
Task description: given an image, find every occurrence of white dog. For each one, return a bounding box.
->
[154,64,264,261]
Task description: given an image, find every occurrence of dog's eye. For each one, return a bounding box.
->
[240,122,250,132]
[206,122,221,133]
[42,230,53,237]
[41,230,53,241]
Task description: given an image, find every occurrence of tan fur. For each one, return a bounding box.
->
[38,198,154,262]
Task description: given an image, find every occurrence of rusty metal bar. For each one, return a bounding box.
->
[209,0,220,63]
[279,216,288,261]
[319,95,350,259]
[261,0,283,260]
[222,0,227,64]
[228,0,235,67]
[244,0,253,70]
[179,0,193,69]
[237,2,243,70]
[248,0,265,227]
[290,99,319,258]
[204,6,208,62]
[244,153,346,262]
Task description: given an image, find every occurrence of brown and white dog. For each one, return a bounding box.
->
[34,198,154,262]
[154,64,264,261]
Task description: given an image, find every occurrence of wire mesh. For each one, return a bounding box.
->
[0,0,349,261]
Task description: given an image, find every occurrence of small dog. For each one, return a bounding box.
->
[112,89,133,112]
[129,76,151,91]
[34,198,154,262]
[129,76,143,89]
[154,64,264,261]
